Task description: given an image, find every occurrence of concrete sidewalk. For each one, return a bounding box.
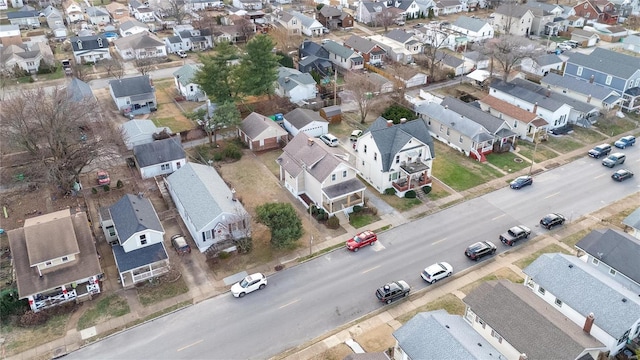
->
[6,128,639,360]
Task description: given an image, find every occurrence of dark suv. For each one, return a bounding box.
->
[540,213,566,229]
[465,241,497,261]
[375,280,410,304]
[588,144,612,158]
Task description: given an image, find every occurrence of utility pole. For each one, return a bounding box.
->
[528,128,539,175]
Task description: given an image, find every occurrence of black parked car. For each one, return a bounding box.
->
[465,241,497,261]
[611,169,634,182]
[510,175,533,189]
[375,280,411,304]
[540,213,566,229]
[588,144,612,158]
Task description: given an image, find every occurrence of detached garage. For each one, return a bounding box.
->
[238,112,288,152]
[283,108,329,138]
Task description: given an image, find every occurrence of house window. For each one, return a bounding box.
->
[605,75,612,85]
[342,170,347,178]
[446,128,450,136]
[331,174,336,181]
[45,261,52,266]
[363,145,367,153]
[161,163,170,171]
[577,66,583,76]
[140,234,147,245]
[476,316,486,329]
[592,258,599,265]
[609,268,616,276]
[362,160,365,166]
[513,121,517,128]
[459,136,463,143]
[555,298,563,307]
[491,329,503,343]
[538,286,546,295]
[439,124,444,132]
[584,3,588,8]
[374,152,377,160]
[106,225,116,237]
[62,256,69,262]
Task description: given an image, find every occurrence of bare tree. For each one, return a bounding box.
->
[0,87,120,192]
[416,29,451,82]
[159,0,189,25]
[374,8,397,31]
[268,26,303,52]
[71,63,89,82]
[494,0,521,35]
[343,72,380,124]
[101,58,125,79]
[235,18,256,43]
[478,35,543,80]
[135,58,155,75]
[192,10,220,31]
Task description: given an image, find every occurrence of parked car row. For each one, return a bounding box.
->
[588,136,636,182]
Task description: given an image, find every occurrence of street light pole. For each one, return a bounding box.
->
[528,128,539,175]
[309,204,314,257]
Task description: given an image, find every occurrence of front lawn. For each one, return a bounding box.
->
[396,294,465,323]
[137,272,189,307]
[380,194,422,211]
[458,267,524,295]
[513,243,571,269]
[485,153,530,173]
[431,142,503,191]
[349,212,380,229]
[77,294,130,330]
[594,116,639,137]
[545,135,584,153]
[516,141,559,163]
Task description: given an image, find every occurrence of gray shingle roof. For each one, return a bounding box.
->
[109,194,164,244]
[523,253,640,339]
[365,117,436,172]
[165,162,249,232]
[575,228,640,285]
[509,78,599,113]
[490,79,567,112]
[86,6,108,16]
[322,40,356,59]
[133,137,186,168]
[114,32,163,50]
[393,309,503,359]
[385,29,413,43]
[566,47,640,80]
[623,207,640,230]
[120,19,147,32]
[278,132,349,183]
[464,280,604,359]
[112,242,168,272]
[109,75,153,98]
[278,66,316,91]
[240,112,287,139]
[70,35,109,52]
[290,10,323,29]
[66,78,94,102]
[319,5,341,17]
[534,53,563,66]
[284,108,328,130]
[436,50,464,68]
[440,97,508,134]
[415,102,493,143]
[344,35,379,54]
[7,10,40,19]
[541,72,620,101]
[452,16,489,32]
[494,4,532,17]
[173,63,202,86]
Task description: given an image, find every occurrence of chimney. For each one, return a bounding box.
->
[400,118,407,123]
[307,138,314,146]
[533,102,538,114]
[519,354,528,360]
[444,105,449,109]
[546,89,551,97]
[386,120,393,127]
[587,94,592,103]
[583,313,595,334]
[285,77,290,83]
[589,75,595,84]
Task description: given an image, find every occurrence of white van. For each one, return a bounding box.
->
[319,133,339,147]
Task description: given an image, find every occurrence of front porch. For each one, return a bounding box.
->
[112,242,170,288]
[27,276,101,312]
[321,178,366,215]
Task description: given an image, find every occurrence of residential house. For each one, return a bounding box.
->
[121,119,172,150]
[464,280,607,359]
[435,51,471,76]
[290,11,324,37]
[0,24,22,46]
[478,95,548,142]
[433,0,463,15]
[109,75,157,114]
[65,77,96,104]
[105,2,129,22]
[570,28,600,47]
[343,35,386,65]
[317,6,353,30]
[7,10,41,29]
[99,194,169,287]
[133,137,186,179]
[232,0,262,10]
[322,40,364,71]
[164,25,213,53]
[238,112,288,151]
[185,0,223,11]
[623,207,640,240]
[355,2,384,25]
[298,39,332,75]
[415,25,458,51]
[275,66,318,104]
[355,117,435,196]
[363,72,395,94]
[573,0,617,23]
[114,32,166,60]
[8,209,102,312]
[565,15,586,29]
[42,5,64,31]
[65,1,84,23]
[165,162,251,253]
[278,132,365,214]
[277,11,302,36]
[393,67,428,88]
[575,228,640,294]
[523,253,640,354]
[493,4,534,36]
[0,41,55,74]
[283,108,328,137]
[416,101,493,159]
[521,2,558,36]
[540,72,622,111]
[8,0,24,8]
[173,63,206,101]
[563,48,640,112]
[385,29,423,55]
[319,105,341,123]
[520,53,564,76]
[86,6,110,25]
[394,310,503,360]
[398,0,422,19]
[623,33,640,54]
[129,0,155,22]
[462,50,489,70]
[368,31,419,64]
[119,19,149,37]
[595,24,628,43]
[449,16,494,42]
[70,35,112,63]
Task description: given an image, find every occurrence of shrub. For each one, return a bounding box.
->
[233,237,253,254]
[102,184,110,192]
[326,216,340,229]
[405,190,416,198]
[213,152,224,161]
[0,288,28,321]
[422,186,432,194]
[384,188,396,195]
[316,213,325,221]
[91,187,98,194]
[369,206,378,216]
[223,143,242,160]
[116,180,124,189]
[256,203,303,249]
[352,205,362,213]
[19,310,49,327]
[218,251,231,259]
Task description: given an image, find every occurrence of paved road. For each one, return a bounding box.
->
[66,143,640,359]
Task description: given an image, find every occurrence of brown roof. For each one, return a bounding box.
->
[278,132,343,183]
[479,95,538,123]
[8,210,102,298]
[24,209,80,265]
[240,112,287,139]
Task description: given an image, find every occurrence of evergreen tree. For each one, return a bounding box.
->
[236,35,280,98]
[195,42,240,104]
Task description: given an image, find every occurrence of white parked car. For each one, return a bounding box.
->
[557,43,572,51]
[420,262,453,284]
[231,273,267,298]
[176,50,187,58]
[319,133,339,147]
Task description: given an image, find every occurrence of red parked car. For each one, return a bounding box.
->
[97,170,110,186]
[346,230,377,252]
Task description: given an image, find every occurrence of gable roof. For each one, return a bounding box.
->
[120,18,148,32]
[278,132,346,182]
[479,95,540,124]
[322,40,356,59]
[121,119,170,144]
[415,102,493,143]
[344,35,384,54]
[173,63,202,86]
[393,309,503,359]
[133,137,186,167]
[290,10,323,29]
[70,35,109,52]
[165,162,249,232]
[440,97,507,134]
[435,50,464,68]
[566,47,640,80]
[109,75,153,98]
[464,280,604,359]
[86,6,108,16]
[109,194,163,243]
[240,112,287,139]
[541,72,620,101]
[366,117,436,172]
[66,77,95,102]
[318,5,341,17]
[385,29,413,43]
[575,228,640,284]
[490,79,568,112]
[284,108,328,129]
[277,66,316,90]
[23,209,80,265]
[114,31,163,50]
[534,53,563,66]
[622,207,640,230]
[523,253,640,339]
[494,4,533,17]
[7,10,40,19]
[509,78,599,113]
[112,242,167,271]
[451,16,490,32]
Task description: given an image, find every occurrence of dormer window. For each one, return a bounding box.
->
[77,40,83,49]
[97,37,103,47]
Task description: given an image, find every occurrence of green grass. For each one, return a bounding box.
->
[594,117,639,137]
[426,183,450,201]
[459,268,524,295]
[16,76,32,84]
[4,313,71,355]
[349,212,380,228]
[561,229,591,248]
[570,126,608,144]
[431,142,503,191]
[137,276,189,307]
[516,141,559,163]
[380,194,422,211]
[77,294,130,330]
[151,117,194,133]
[513,243,571,269]
[485,153,530,173]
[298,242,345,262]
[396,294,465,323]
[41,67,65,81]
[373,224,392,233]
[545,135,584,153]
